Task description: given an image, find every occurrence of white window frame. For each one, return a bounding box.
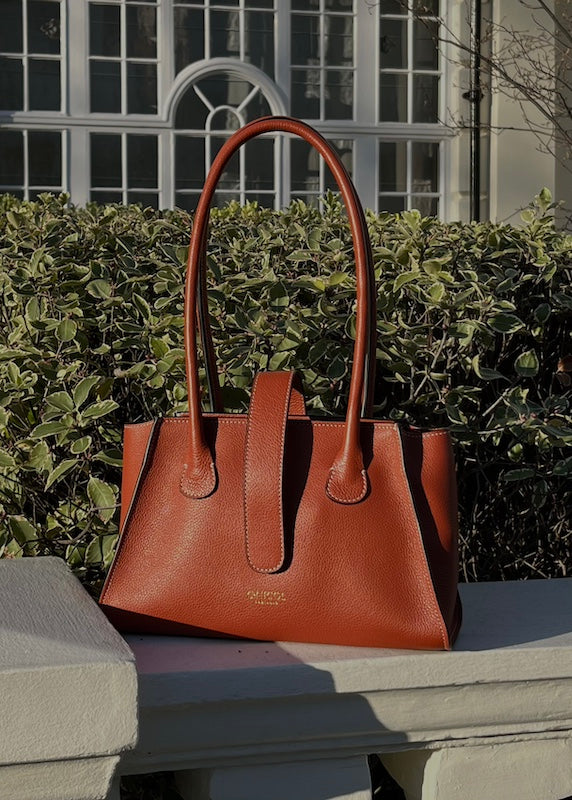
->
[0,0,462,217]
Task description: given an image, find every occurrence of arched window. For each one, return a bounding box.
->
[173,67,278,210]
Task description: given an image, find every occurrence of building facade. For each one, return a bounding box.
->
[0,0,568,223]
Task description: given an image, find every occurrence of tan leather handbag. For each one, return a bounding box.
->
[100,116,462,649]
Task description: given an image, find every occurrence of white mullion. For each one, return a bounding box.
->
[406,138,412,209]
[205,2,211,61]
[407,5,413,125]
[23,129,29,198]
[239,0,245,61]
[61,128,68,194]
[121,1,127,114]
[319,1,325,120]
[22,0,29,111]
[275,0,289,112]
[59,0,66,114]
[122,131,128,202]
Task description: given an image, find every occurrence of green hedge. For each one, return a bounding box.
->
[0,191,570,592]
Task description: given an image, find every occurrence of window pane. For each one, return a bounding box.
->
[213,190,239,208]
[380,19,407,69]
[175,192,199,212]
[29,131,61,185]
[28,0,60,54]
[412,141,439,191]
[245,11,274,78]
[379,0,406,14]
[127,5,157,58]
[413,74,439,121]
[174,7,204,73]
[413,0,439,16]
[242,86,272,121]
[0,0,23,53]
[211,10,240,58]
[127,191,158,208]
[291,68,320,118]
[379,195,406,213]
[292,0,319,8]
[325,69,353,118]
[379,141,407,191]
[411,195,438,215]
[29,58,60,110]
[176,136,205,190]
[291,14,319,64]
[0,57,23,110]
[211,137,239,190]
[291,140,320,192]
[127,62,157,114]
[91,190,123,204]
[175,84,208,129]
[89,4,120,57]
[379,72,407,121]
[324,14,353,68]
[248,0,274,7]
[90,61,121,112]
[324,139,353,190]
[414,19,439,70]
[0,130,23,185]
[91,133,122,187]
[210,107,240,131]
[245,138,274,191]
[127,135,157,188]
[196,74,252,112]
[244,192,274,208]
[325,0,353,9]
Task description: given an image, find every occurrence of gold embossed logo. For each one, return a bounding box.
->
[247,590,286,606]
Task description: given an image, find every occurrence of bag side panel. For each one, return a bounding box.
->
[401,428,460,645]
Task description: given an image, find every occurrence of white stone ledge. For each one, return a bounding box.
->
[0,557,138,800]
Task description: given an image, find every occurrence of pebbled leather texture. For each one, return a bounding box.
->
[99,116,462,650]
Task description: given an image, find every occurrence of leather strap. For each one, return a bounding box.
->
[182,116,375,504]
[196,124,377,417]
[244,371,302,573]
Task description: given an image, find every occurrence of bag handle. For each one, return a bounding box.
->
[195,128,377,417]
[181,116,376,504]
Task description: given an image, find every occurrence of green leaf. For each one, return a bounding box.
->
[422,259,443,275]
[87,477,117,523]
[87,279,112,299]
[46,390,74,412]
[514,350,539,377]
[85,533,118,567]
[503,468,535,481]
[8,516,38,552]
[27,441,52,472]
[393,271,418,291]
[553,457,572,476]
[534,303,551,323]
[81,399,119,420]
[32,421,70,438]
[73,377,100,408]
[489,313,524,334]
[429,283,445,302]
[70,435,92,454]
[0,448,16,467]
[57,319,77,342]
[45,458,78,490]
[472,355,505,381]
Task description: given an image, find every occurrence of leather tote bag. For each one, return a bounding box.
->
[99,116,462,650]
